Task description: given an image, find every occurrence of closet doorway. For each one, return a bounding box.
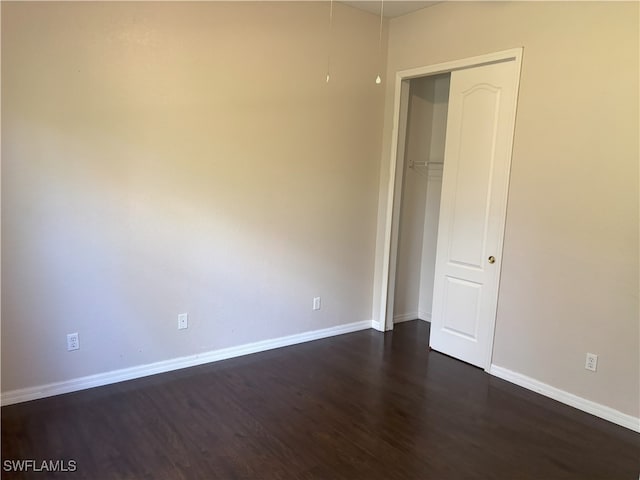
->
[393,74,450,325]
[381,49,523,371]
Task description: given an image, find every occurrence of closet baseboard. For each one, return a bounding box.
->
[393,312,419,323]
[393,312,431,323]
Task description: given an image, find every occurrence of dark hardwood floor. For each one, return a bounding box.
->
[2,320,639,479]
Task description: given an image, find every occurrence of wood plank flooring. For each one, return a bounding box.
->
[2,320,639,479]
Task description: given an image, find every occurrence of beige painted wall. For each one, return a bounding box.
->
[378,1,639,416]
[1,2,386,392]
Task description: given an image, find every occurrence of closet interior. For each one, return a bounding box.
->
[393,73,451,323]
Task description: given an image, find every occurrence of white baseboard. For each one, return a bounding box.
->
[393,312,419,323]
[489,364,640,433]
[418,311,431,322]
[7,323,636,435]
[1,320,373,406]
[371,320,385,332]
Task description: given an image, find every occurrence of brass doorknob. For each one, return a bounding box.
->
[488,256,496,264]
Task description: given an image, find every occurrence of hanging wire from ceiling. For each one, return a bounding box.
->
[326,0,334,83]
[376,0,384,84]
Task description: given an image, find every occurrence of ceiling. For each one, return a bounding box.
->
[341,1,438,18]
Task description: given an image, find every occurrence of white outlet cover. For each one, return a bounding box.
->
[67,333,79,351]
[585,353,598,372]
[178,313,188,330]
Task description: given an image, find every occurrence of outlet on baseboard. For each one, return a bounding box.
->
[312,297,321,311]
[585,353,598,372]
[67,333,79,351]
[178,313,188,330]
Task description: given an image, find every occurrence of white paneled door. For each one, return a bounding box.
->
[429,60,520,369]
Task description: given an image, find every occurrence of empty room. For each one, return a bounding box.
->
[1,1,639,478]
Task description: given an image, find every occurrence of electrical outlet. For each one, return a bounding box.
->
[67,333,79,351]
[585,353,598,372]
[178,313,188,330]
[312,297,321,311]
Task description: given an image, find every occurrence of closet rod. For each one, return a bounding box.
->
[408,160,444,168]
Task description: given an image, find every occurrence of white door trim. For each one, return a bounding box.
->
[374,49,523,358]
[376,79,411,332]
